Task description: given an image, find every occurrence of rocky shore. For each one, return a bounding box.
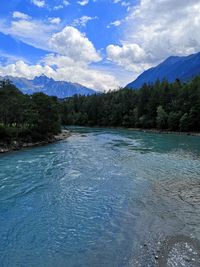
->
[0,130,71,153]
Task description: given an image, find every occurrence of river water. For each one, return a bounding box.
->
[0,127,200,267]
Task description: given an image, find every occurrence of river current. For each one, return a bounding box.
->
[0,127,200,266]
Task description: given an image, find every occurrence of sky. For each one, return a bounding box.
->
[0,0,200,91]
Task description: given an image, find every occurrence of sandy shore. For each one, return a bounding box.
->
[0,130,71,154]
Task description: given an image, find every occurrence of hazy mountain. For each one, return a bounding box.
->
[126,52,200,89]
[0,75,96,98]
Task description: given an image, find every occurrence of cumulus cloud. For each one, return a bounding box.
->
[49,17,61,24]
[13,11,30,20]
[0,19,58,50]
[0,60,55,78]
[77,0,89,6]
[107,44,150,72]
[107,0,200,75]
[0,21,119,91]
[63,0,70,6]
[1,0,124,92]
[0,56,119,91]
[112,0,130,10]
[49,26,101,63]
[44,54,119,91]
[31,0,45,7]
[72,16,98,27]
[53,5,64,10]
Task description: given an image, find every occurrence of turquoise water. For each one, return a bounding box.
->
[0,127,200,266]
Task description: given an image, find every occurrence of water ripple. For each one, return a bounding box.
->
[0,127,200,266]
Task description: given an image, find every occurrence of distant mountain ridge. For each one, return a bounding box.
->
[0,75,96,98]
[126,51,200,89]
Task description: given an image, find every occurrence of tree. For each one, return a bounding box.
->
[0,80,61,143]
[168,111,181,131]
[60,76,200,133]
[30,93,61,137]
[179,113,190,132]
[156,106,168,129]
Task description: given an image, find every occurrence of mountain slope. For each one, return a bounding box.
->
[126,52,200,89]
[0,75,96,98]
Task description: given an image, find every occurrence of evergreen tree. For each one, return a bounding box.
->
[156,106,168,129]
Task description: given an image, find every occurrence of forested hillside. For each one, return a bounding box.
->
[126,52,200,89]
[1,76,200,143]
[0,80,61,144]
[61,77,200,132]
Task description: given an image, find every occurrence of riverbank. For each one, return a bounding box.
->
[86,125,200,136]
[0,130,71,153]
[71,125,200,137]
[127,128,200,136]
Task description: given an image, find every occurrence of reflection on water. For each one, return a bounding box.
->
[0,127,200,266]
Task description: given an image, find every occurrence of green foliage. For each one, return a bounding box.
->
[61,76,200,132]
[156,106,168,129]
[1,76,200,140]
[168,111,181,130]
[179,113,190,132]
[30,93,61,135]
[0,80,61,143]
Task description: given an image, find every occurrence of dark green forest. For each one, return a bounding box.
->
[61,77,200,132]
[1,76,200,145]
[0,80,61,143]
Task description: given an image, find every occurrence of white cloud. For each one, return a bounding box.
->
[0,57,119,91]
[121,1,130,7]
[49,17,61,24]
[63,0,70,6]
[77,0,89,6]
[112,0,130,9]
[49,26,101,63]
[44,54,119,91]
[107,20,122,28]
[0,60,55,79]
[0,18,59,51]
[72,16,98,27]
[0,52,28,65]
[53,1,70,9]
[107,0,200,75]
[0,21,118,91]
[53,5,64,10]
[31,0,45,7]
[107,44,150,73]
[13,11,30,20]
[112,0,121,3]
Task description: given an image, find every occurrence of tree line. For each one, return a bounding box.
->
[0,80,61,143]
[1,76,200,144]
[61,77,200,132]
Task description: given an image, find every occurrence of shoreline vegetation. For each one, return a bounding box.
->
[1,126,200,154]
[121,127,200,136]
[103,126,200,136]
[0,80,63,154]
[0,130,71,153]
[1,76,200,154]
[61,77,200,133]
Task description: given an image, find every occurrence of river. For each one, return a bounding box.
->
[0,127,200,266]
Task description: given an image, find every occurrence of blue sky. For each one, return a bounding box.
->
[0,0,199,91]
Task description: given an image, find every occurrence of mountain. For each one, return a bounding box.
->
[126,52,200,89]
[0,75,96,98]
